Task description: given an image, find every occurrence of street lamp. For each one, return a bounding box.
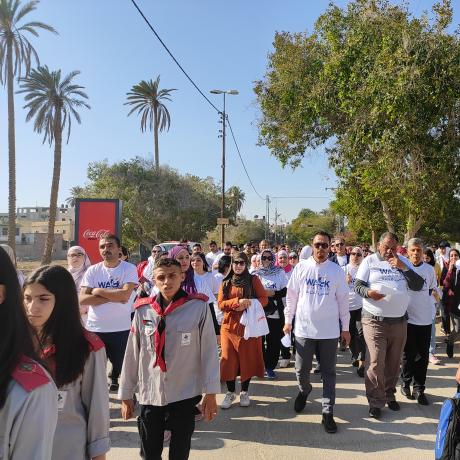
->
[210,89,239,248]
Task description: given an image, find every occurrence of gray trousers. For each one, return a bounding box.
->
[295,337,338,414]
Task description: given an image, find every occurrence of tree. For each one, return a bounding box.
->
[70,158,235,249]
[225,185,245,223]
[125,76,176,169]
[0,0,56,252]
[205,217,266,246]
[19,66,90,264]
[286,208,336,245]
[255,0,460,243]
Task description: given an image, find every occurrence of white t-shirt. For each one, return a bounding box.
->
[356,253,411,318]
[82,261,138,333]
[205,250,222,269]
[336,254,348,267]
[254,269,288,319]
[213,272,225,294]
[407,263,437,326]
[343,264,363,311]
[194,271,223,324]
[285,258,349,339]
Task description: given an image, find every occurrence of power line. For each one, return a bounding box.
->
[129,0,220,113]
[226,116,265,201]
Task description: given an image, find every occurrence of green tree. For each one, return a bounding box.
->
[286,208,336,245]
[125,76,176,169]
[70,159,233,249]
[206,217,266,246]
[19,66,90,264]
[0,0,56,252]
[225,185,246,223]
[255,0,460,243]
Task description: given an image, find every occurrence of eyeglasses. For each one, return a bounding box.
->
[68,253,84,258]
[261,256,273,261]
[335,242,345,247]
[350,252,362,257]
[233,260,245,266]
[313,242,329,249]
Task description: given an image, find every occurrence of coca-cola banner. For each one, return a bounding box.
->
[75,199,122,263]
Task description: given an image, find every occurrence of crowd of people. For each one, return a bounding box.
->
[1,231,460,459]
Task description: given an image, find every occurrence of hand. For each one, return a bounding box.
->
[367,289,386,301]
[341,331,351,346]
[92,288,101,296]
[449,261,456,271]
[236,299,251,311]
[283,324,292,335]
[121,399,134,420]
[346,274,352,284]
[388,252,406,271]
[201,394,218,422]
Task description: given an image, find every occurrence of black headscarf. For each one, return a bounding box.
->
[222,252,254,299]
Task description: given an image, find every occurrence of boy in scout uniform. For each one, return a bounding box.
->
[119,258,220,459]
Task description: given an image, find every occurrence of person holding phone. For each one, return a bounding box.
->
[354,232,424,419]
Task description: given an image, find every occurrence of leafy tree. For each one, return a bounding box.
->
[0,0,57,252]
[225,186,246,224]
[19,66,90,264]
[125,76,176,169]
[255,0,460,243]
[70,158,242,249]
[286,208,336,245]
[205,217,266,246]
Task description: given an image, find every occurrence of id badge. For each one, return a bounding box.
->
[181,332,191,346]
[57,390,67,411]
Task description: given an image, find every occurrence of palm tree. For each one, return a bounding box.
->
[18,66,89,264]
[125,76,176,169]
[226,185,245,219]
[0,0,57,252]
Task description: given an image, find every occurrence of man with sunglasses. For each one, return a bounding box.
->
[284,231,350,433]
[329,237,349,267]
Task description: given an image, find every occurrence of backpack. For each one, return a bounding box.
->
[435,393,460,460]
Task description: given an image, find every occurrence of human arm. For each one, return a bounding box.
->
[388,254,424,291]
[81,347,110,459]
[354,279,386,300]
[92,282,137,303]
[337,269,350,334]
[284,266,299,331]
[201,394,218,421]
[79,286,108,306]
[217,284,242,311]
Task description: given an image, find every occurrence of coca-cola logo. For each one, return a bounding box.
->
[82,229,111,240]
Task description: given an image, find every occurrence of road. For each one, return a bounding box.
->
[108,335,456,460]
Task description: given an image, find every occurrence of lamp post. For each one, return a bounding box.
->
[210,89,238,248]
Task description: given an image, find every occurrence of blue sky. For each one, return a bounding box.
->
[0,0,458,224]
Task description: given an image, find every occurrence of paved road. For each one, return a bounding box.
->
[108,333,457,460]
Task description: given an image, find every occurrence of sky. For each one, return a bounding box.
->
[0,0,458,226]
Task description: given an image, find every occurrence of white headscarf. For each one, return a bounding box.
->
[67,245,91,291]
[300,245,312,260]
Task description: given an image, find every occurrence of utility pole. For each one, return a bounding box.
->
[265,195,270,241]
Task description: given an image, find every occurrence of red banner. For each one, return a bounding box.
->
[75,199,122,263]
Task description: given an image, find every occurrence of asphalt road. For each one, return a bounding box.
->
[108,331,457,460]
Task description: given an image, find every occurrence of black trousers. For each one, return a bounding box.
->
[262,317,283,370]
[400,323,432,392]
[138,396,201,460]
[96,330,129,380]
[349,308,366,362]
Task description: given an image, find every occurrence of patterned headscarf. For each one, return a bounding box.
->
[253,249,283,277]
[67,246,92,291]
[167,245,196,294]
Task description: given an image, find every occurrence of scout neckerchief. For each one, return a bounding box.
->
[152,289,188,372]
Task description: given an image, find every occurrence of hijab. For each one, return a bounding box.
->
[168,245,197,294]
[276,249,292,273]
[67,246,91,291]
[254,249,284,277]
[222,252,253,299]
[349,246,363,267]
[300,245,312,260]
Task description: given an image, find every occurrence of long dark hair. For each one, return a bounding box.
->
[423,248,435,267]
[191,252,210,272]
[24,265,90,388]
[0,247,36,409]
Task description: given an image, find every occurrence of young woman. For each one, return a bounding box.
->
[254,249,288,378]
[24,265,110,460]
[442,249,460,358]
[0,247,58,460]
[219,252,268,409]
[168,245,197,293]
[343,246,366,376]
[67,245,92,323]
[424,248,442,365]
[191,252,222,334]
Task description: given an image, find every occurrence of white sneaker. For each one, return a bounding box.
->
[278,358,290,368]
[221,392,236,409]
[239,391,250,407]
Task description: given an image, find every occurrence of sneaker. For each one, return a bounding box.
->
[429,354,441,365]
[322,413,337,433]
[221,392,236,409]
[278,358,290,368]
[265,369,277,379]
[294,384,312,413]
[413,390,429,406]
[239,391,250,407]
[109,380,119,392]
[387,400,400,411]
[400,385,413,400]
[163,430,171,444]
[368,406,381,419]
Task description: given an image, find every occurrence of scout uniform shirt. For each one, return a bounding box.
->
[41,332,110,460]
[119,290,221,406]
[0,357,58,460]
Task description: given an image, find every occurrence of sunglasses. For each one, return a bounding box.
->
[261,256,273,261]
[350,252,362,257]
[313,242,329,249]
[233,260,246,266]
[335,242,345,247]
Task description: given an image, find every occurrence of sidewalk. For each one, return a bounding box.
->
[108,340,456,459]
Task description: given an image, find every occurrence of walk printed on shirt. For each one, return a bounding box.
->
[305,275,330,296]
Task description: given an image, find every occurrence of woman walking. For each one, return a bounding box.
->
[24,265,110,460]
[219,252,268,409]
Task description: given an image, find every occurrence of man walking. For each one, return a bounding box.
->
[329,236,349,267]
[284,231,350,433]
